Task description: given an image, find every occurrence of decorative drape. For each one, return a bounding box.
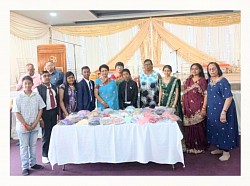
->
[52,19,147,37]
[10,12,50,40]
[152,20,221,64]
[10,12,240,87]
[155,13,240,27]
[152,21,163,65]
[139,22,151,63]
[106,20,150,68]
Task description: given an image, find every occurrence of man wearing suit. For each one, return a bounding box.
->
[77,66,96,111]
[35,71,58,164]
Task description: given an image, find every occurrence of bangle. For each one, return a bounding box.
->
[223,110,227,113]
[101,101,105,104]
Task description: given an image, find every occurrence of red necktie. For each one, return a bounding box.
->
[48,87,56,108]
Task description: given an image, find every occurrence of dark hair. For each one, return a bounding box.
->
[62,71,77,106]
[144,59,153,65]
[190,63,205,78]
[22,75,33,84]
[207,62,223,78]
[81,66,90,72]
[26,63,34,68]
[99,64,109,72]
[162,65,172,72]
[115,62,124,69]
[40,70,50,75]
[122,68,131,75]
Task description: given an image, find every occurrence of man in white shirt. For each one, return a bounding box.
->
[35,71,58,164]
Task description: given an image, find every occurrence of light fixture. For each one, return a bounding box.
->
[49,12,57,17]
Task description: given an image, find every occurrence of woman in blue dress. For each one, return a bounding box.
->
[94,64,119,110]
[205,62,238,161]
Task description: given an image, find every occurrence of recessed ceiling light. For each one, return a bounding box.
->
[49,12,57,17]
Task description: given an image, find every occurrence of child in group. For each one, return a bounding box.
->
[118,68,138,109]
[12,76,46,176]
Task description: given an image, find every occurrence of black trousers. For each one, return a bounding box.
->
[41,108,57,157]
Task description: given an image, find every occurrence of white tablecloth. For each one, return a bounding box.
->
[48,122,184,169]
[232,91,241,135]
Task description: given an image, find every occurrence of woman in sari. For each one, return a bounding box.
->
[159,65,183,117]
[94,64,119,110]
[182,63,207,154]
[58,71,78,119]
[159,65,184,134]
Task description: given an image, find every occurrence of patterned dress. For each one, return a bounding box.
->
[206,77,238,150]
[59,84,77,118]
[139,70,159,108]
[182,77,207,151]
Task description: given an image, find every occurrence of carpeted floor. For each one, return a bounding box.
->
[10,138,240,176]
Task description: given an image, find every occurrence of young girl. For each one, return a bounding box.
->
[58,71,78,118]
[158,65,183,122]
[12,76,46,176]
[159,65,184,150]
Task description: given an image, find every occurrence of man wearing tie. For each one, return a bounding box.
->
[35,71,58,164]
[77,66,96,111]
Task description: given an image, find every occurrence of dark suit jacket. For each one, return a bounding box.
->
[77,79,96,111]
[118,79,138,109]
[37,83,59,114]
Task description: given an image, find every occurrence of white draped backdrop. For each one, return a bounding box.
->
[10,14,240,88]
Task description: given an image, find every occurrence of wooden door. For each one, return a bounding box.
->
[37,44,67,73]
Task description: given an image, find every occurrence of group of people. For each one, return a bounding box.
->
[12,59,239,176]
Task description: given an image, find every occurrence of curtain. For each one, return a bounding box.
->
[153,20,221,65]
[155,13,240,26]
[105,20,150,69]
[10,33,50,88]
[10,12,50,40]
[52,19,147,37]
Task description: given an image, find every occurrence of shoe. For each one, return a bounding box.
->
[219,151,230,161]
[211,149,223,155]
[31,164,44,169]
[42,157,50,164]
[193,149,203,154]
[22,169,29,176]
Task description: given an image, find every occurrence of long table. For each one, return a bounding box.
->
[48,121,185,170]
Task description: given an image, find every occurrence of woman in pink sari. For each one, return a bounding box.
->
[182,63,207,154]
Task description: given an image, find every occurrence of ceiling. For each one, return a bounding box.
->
[12,10,237,26]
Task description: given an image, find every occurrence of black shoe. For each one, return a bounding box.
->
[22,169,29,176]
[31,164,44,170]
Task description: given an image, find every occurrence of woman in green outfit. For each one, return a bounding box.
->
[159,65,184,136]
